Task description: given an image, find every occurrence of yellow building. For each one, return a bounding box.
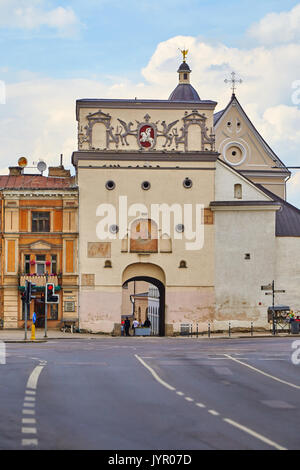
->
[0,164,79,329]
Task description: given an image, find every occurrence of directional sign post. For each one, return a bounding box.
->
[262,281,286,335]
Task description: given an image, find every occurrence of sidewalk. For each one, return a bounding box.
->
[0,328,297,343]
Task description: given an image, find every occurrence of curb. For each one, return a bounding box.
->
[2,340,48,344]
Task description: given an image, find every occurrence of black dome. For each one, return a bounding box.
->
[168,83,200,101]
[177,61,191,72]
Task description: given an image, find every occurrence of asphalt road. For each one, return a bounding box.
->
[0,336,300,450]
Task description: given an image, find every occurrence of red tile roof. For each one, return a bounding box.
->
[0,175,76,190]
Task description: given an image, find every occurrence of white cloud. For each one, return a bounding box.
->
[0,1,80,36]
[248,3,300,45]
[1,23,300,204]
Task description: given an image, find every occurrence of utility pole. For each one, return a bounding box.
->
[44,272,48,338]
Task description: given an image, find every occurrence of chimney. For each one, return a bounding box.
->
[9,166,23,176]
[48,154,71,178]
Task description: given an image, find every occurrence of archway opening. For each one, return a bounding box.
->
[121,276,165,337]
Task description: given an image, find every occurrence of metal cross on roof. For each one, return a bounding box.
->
[224,71,242,96]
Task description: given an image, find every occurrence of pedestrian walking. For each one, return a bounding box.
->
[124,317,130,336]
[132,318,139,335]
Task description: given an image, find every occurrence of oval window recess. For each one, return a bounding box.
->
[179,260,187,268]
[183,178,193,189]
[105,180,116,190]
[175,224,185,233]
[109,225,119,234]
[104,260,112,268]
[141,181,151,191]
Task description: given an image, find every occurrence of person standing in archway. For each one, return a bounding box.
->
[124,317,131,337]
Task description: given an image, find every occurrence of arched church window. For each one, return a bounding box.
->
[130,219,158,253]
[234,183,242,199]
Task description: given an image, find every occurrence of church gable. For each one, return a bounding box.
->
[215,160,273,202]
[214,96,287,172]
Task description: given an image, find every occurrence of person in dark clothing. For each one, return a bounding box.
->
[124,317,131,336]
[143,317,151,328]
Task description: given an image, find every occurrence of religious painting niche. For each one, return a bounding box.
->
[130,219,158,253]
[92,122,106,149]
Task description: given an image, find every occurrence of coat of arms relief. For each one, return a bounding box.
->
[78,110,215,152]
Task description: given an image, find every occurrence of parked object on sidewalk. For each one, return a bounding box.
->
[290,319,300,334]
[135,327,151,336]
[267,305,291,334]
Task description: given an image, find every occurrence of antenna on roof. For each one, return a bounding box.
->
[60,154,63,167]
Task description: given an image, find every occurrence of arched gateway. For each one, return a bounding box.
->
[122,263,166,337]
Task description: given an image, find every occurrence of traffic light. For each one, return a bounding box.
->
[21,291,27,304]
[46,283,59,304]
[28,282,37,303]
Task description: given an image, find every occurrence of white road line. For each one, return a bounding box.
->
[24,396,36,402]
[26,365,45,390]
[23,402,35,408]
[208,409,220,416]
[22,419,36,424]
[185,397,194,402]
[223,418,287,451]
[22,439,38,446]
[176,391,184,396]
[22,427,37,434]
[135,354,176,391]
[224,354,300,390]
[196,403,206,408]
[26,390,36,395]
[22,409,35,415]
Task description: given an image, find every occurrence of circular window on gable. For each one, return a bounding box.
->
[105,180,116,190]
[183,178,193,189]
[223,142,247,166]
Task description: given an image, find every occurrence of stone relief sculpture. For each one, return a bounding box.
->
[78,110,215,152]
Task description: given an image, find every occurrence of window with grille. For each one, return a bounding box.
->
[32,212,50,232]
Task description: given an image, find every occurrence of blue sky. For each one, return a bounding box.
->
[1,0,300,205]
[0,0,298,82]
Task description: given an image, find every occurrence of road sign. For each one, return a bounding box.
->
[32,312,36,324]
[261,284,272,291]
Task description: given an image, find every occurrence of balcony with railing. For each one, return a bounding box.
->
[19,274,62,291]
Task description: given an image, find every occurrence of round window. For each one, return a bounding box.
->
[175,224,185,233]
[105,180,116,190]
[141,181,151,191]
[109,225,119,234]
[183,178,193,189]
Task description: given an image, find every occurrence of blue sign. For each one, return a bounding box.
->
[32,312,36,324]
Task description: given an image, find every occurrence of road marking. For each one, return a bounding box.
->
[26,365,45,390]
[22,409,35,415]
[22,439,38,446]
[224,354,300,390]
[223,418,287,451]
[135,353,287,450]
[135,354,176,391]
[23,402,35,408]
[22,418,36,424]
[21,362,46,448]
[22,427,37,434]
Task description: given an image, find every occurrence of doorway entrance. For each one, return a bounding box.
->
[122,276,165,336]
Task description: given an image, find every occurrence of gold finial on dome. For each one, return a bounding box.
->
[179,48,188,62]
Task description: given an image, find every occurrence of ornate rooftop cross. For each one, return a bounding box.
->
[224,71,242,96]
